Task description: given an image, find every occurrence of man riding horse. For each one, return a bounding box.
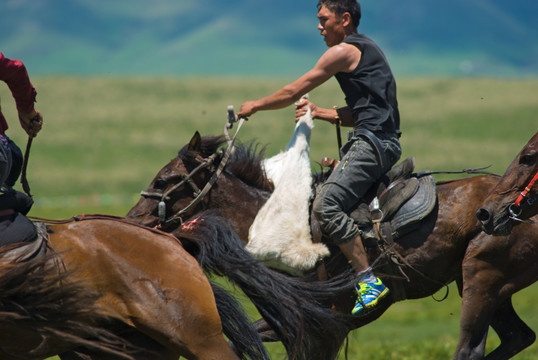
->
[0,52,43,244]
[238,0,401,315]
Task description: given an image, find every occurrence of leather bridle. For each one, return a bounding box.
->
[508,170,538,223]
[140,150,223,228]
[139,110,246,228]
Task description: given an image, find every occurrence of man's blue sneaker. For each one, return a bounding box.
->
[351,277,389,315]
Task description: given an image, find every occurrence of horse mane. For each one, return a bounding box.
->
[178,135,274,192]
[0,246,135,358]
[178,135,225,163]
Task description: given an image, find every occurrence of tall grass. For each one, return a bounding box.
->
[1,76,537,359]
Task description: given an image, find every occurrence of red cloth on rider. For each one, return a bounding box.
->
[0,52,37,134]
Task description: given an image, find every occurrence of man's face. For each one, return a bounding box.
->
[317,5,347,47]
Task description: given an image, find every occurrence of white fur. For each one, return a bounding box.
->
[247,96,330,275]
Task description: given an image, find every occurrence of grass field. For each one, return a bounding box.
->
[1,76,537,359]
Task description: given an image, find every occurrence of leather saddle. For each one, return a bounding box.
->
[352,157,437,244]
[314,157,437,247]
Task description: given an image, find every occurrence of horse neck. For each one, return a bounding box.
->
[437,175,498,235]
[213,174,272,243]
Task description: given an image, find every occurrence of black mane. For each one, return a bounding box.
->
[179,135,274,192]
[0,246,134,358]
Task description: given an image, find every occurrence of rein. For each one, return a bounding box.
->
[140,108,246,228]
[20,116,42,197]
[21,136,33,197]
[508,170,538,223]
[29,213,182,242]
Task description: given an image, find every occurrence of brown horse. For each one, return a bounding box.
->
[450,132,538,359]
[1,215,269,360]
[455,221,537,359]
[126,132,538,359]
[477,131,538,235]
[0,246,134,360]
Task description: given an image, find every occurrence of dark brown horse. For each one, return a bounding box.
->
[2,215,270,360]
[450,132,538,359]
[126,132,538,359]
[455,221,537,359]
[477,131,538,235]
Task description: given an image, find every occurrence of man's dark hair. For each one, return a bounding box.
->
[317,0,361,29]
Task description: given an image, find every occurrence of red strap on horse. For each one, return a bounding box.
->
[514,171,538,207]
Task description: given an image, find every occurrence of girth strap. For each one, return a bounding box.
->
[374,221,408,302]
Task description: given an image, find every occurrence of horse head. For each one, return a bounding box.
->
[476,132,538,235]
[126,131,223,230]
[127,131,273,240]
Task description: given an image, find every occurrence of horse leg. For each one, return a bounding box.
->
[453,279,492,359]
[452,273,490,360]
[451,274,490,360]
[456,228,538,360]
[456,231,538,360]
[485,297,536,360]
[454,245,501,360]
[455,297,536,360]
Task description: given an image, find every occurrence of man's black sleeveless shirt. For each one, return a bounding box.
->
[335,33,400,136]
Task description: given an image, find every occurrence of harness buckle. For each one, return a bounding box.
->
[508,203,535,224]
[158,201,166,223]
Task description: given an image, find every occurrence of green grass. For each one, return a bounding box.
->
[1,76,537,359]
[2,76,536,201]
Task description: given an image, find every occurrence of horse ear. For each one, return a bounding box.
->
[188,131,202,151]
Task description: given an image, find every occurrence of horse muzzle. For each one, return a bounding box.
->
[476,206,513,236]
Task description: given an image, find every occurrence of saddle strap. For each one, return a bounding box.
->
[373,221,408,302]
[375,220,449,302]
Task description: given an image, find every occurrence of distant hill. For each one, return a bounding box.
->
[1,0,537,76]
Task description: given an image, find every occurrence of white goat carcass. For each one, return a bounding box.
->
[247,97,330,275]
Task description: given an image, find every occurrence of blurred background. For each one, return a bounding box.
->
[1,1,537,359]
[2,0,537,77]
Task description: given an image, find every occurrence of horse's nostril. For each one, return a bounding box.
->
[476,208,491,223]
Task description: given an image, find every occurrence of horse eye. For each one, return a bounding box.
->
[520,152,537,166]
[153,179,168,190]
